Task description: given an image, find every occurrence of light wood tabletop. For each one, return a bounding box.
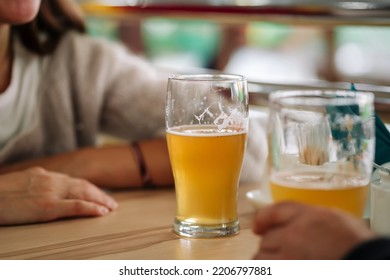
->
[0,184,261,260]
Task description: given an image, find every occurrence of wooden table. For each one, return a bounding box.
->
[0,184,260,260]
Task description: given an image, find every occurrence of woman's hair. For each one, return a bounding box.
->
[12,0,86,55]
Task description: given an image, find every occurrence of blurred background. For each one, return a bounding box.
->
[77,0,390,121]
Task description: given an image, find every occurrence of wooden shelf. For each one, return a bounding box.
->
[81,1,390,26]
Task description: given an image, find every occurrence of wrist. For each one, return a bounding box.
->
[131,141,153,188]
[137,138,174,187]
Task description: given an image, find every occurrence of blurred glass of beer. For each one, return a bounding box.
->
[268,90,375,218]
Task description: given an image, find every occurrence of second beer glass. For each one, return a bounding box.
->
[268,90,375,217]
[166,74,249,238]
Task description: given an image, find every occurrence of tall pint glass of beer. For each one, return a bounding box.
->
[166,74,249,238]
[268,90,375,217]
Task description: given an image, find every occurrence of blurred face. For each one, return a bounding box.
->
[0,0,41,24]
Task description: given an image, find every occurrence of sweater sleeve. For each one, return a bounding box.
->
[98,44,169,140]
[343,238,390,260]
[66,32,169,142]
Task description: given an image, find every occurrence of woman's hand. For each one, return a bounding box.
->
[253,202,375,260]
[0,167,118,225]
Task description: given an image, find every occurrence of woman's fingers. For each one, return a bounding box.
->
[27,169,118,211]
[48,200,111,221]
[0,168,119,225]
[65,178,118,210]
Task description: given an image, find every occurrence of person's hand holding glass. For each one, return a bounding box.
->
[268,90,375,217]
[166,74,248,238]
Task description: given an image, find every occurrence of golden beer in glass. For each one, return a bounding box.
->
[268,90,375,217]
[166,75,248,238]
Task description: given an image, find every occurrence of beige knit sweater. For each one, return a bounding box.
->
[1,31,265,183]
